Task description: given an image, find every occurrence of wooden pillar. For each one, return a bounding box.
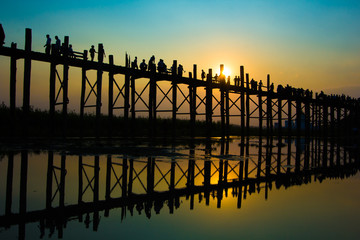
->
[288,98,292,137]
[6,152,14,215]
[258,90,263,136]
[170,159,176,191]
[305,98,311,137]
[220,68,226,138]
[122,159,128,198]
[172,60,178,137]
[46,151,54,209]
[190,64,197,136]
[60,154,66,208]
[124,58,130,121]
[225,79,230,138]
[108,55,114,137]
[96,44,104,137]
[10,42,17,114]
[62,36,69,137]
[330,102,335,137]
[80,50,87,137]
[278,95,282,138]
[108,55,114,118]
[105,155,111,201]
[22,28,32,136]
[131,76,136,120]
[323,101,328,137]
[19,150,28,214]
[246,74,250,136]
[206,69,213,137]
[240,66,245,136]
[266,75,272,136]
[296,98,302,136]
[77,157,83,213]
[94,156,99,202]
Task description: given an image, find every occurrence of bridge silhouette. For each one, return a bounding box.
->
[0,136,359,239]
[0,28,359,138]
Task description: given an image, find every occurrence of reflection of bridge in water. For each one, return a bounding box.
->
[0,136,359,239]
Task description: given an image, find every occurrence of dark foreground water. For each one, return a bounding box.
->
[0,136,359,240]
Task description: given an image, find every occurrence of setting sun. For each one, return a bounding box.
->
[223,67,231,78]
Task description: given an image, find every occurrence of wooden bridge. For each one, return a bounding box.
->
[0,28,359,137]
[0,136,358,238]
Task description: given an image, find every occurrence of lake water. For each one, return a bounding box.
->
[0,136,359,240]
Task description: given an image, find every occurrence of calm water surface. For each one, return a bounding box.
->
[0,137,359,239]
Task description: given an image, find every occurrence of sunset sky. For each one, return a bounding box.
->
[1,0,360,111]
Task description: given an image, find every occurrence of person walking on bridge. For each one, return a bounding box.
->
[44,34,51,54]
[89,45,97,61]
[140,59,147,71]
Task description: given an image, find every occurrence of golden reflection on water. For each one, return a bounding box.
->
[0,137,359,239]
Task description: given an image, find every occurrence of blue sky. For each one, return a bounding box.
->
[1,0,360,110]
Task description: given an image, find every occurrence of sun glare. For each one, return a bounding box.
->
[223,67,231,78]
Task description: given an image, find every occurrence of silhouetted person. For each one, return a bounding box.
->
[132,56,138,69]
[201,70,205,80]
[148,55,156,72]
[99,46,106,60]
[89,45,96,61]
[44,34,51,54]
[68,44,74,58]
[157,59,167,73]
[140,59,147,71]
[259,80,262,91]
[214,73,218,82]
[54,36,61,54]
[178,64,184,77]
[0,24,4,47]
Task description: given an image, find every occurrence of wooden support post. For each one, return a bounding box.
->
[108,55,114,118]
[62,36,69,137]
[10,43,17,114]
[278,95,282,138]
[19,150,28,214]
[60,154,66,208]
[108,55,114,137]
[225,79,230,138]
[220,68,225,138]
[206,69,213,137]
[122,159,128,197]
[78,156,83,207]
[96,44,104,137]
[22,28,32,136]
[296,99,301,136]
[258,91,263,136]
[330,103,335,137]
[246,74,250,136]
[336,103,341,137]
[124,60,130,121]
[305,98,311,137]
[288,99,292,137]
[105,156,111,201]
[46,151,54,209]
[323,101,328,137]
[131,76,136,120]
[172,60,177,137]
[190,64,197,136]
[94,156,99,202]
[240,66,245,136]
[170,159,176,191]
[6,152,14,215]
[267,74,273,135]
[80,50,87,137]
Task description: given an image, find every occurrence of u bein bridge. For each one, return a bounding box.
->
[0,136,359,238]
[1,28,360,138]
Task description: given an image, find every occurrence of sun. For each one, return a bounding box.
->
[223,67,231,78]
